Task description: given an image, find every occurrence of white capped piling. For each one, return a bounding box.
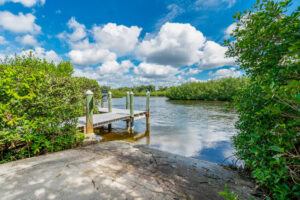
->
[85,90,94,134]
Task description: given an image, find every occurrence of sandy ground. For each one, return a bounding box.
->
[0,141,259,200]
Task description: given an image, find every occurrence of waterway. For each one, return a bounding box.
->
[96,97,238,164]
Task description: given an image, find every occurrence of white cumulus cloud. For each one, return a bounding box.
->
[182,68,202,76]
[224,22,236,39]
[57,17,86,42]
[0,0,45,7]
[0,11,41,34]
[68,47,116,66]
[209,67,242,79]
[137,22,205,67]
[16,34,38,46]
[92,23,142,56]
[59,18,142,66]
[0,36,8,44]
[134,62,178,77]
[97,60,134,75]
[198,41,235,69]
[137,22,235,71]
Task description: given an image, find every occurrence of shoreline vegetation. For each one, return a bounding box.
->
[106,77,248,102]
[0,54,101,163]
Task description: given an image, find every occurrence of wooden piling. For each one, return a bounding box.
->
[108,91,112,131]
[126,91,130,109]
[108,91,112,112]
[146,91,150,125]
[130,91,134,131]
[126,91,130,129]
[85,90,94,134]
[146,123,150,146]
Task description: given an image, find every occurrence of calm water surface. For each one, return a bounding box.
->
[96,97,238,164]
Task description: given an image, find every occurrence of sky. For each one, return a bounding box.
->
[0,0,298,88]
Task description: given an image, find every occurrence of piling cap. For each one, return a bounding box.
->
[146,91,150,95]
[85,90,93,95]
[126,91,129,94]
[130,91,134,95]
[108,91,112,95]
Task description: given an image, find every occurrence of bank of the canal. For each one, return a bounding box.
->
[0,141,259,200]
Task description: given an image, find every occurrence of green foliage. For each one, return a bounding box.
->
[109,89,167,98]
[109,85,167,98]
[136,90,167,97]
[110,89,126,98]
[166,77,247,101]
[0,54,101,162]
[2,52,74,77]
[218,185,239,200]
[72,77,101,115]
[225,0,300,198]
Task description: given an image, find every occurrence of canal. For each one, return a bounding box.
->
[96,97,238,164]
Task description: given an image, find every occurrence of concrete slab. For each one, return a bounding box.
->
[0,142,259,200]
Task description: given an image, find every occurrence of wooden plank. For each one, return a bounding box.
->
[77,108,146,128]
[98,107,146,115]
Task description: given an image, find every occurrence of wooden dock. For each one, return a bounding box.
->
[77,108,147,129]
[78,90,150,136]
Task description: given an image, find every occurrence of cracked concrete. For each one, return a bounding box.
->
[0,141,259,200]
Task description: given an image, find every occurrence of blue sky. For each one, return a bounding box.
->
[0,0,298,87]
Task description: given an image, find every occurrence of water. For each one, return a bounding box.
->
[96,97,238,164]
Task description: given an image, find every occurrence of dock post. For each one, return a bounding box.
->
[85,90,95,139]
[126,91,130,129]
[146,91,150,125]
[130,91,134,132]
[108,91,112,112]
[108,91,112,131]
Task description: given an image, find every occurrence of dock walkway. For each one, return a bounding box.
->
[77,108,147,129]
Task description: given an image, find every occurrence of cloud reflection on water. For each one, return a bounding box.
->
[100,97,238,164]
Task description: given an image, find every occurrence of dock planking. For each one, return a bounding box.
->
[77,107,147,128]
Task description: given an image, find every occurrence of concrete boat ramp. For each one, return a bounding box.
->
[0,141,260,200]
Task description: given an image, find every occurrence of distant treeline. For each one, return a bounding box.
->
[105,77,247,101]
[166,77,248,101]
[101,85,168,98]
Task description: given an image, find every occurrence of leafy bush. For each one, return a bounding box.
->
[166,77,247,101]
[0,54,101,162]
[72,77,101,115]
[225,0,299,198]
